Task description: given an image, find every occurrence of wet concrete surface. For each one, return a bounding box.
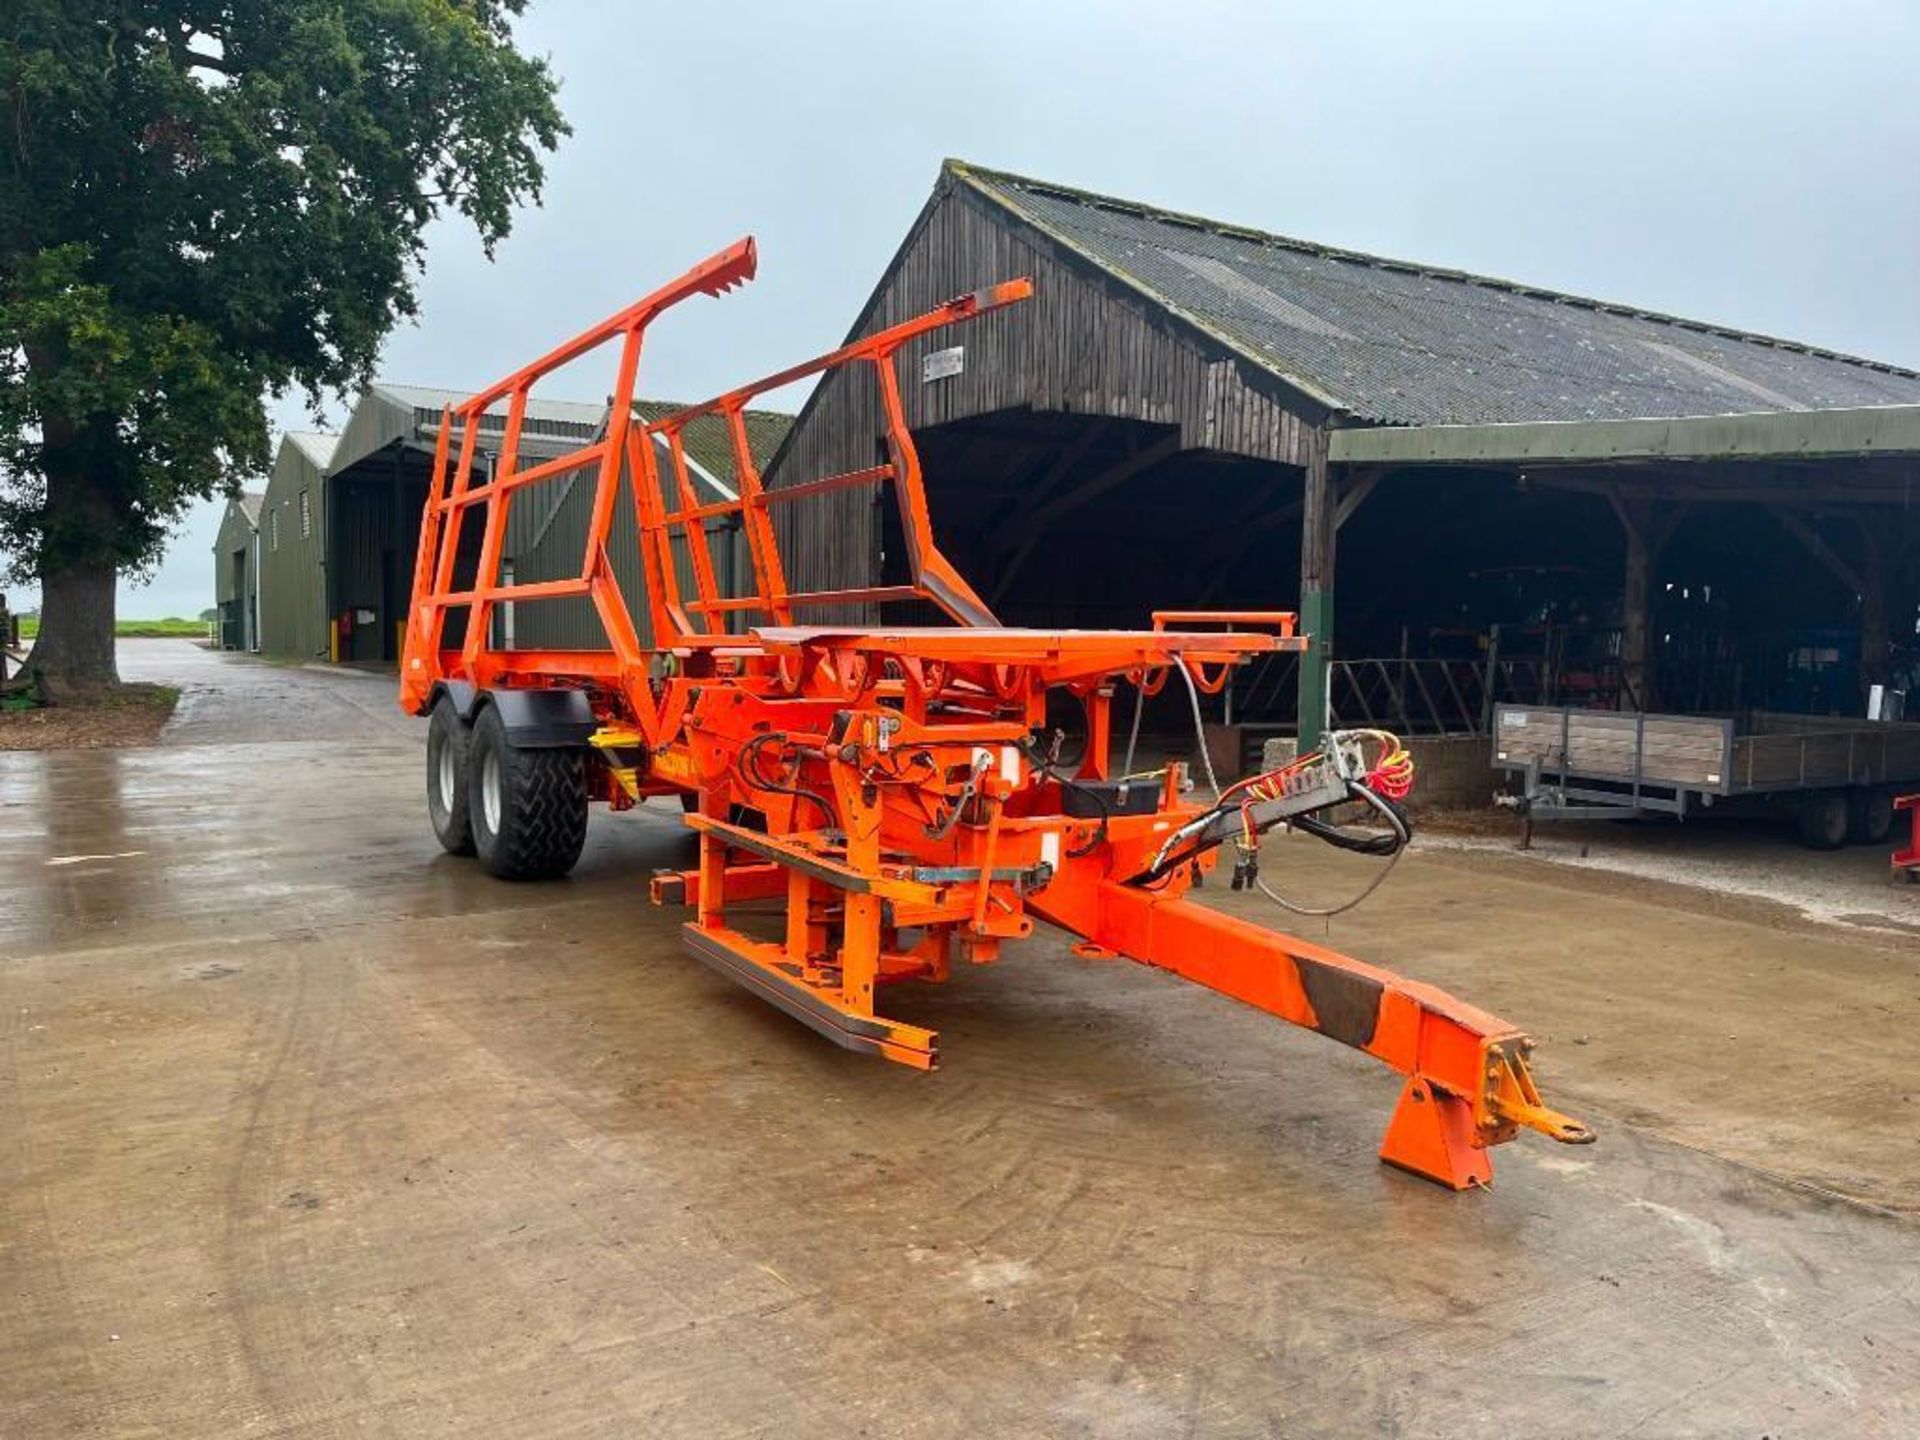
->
[1430,817,1920,936]
[3,640,1917,1437]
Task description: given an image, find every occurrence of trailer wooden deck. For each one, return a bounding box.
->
[1493,705,1920,846]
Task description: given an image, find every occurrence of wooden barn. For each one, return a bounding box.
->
[763,161,1920,753]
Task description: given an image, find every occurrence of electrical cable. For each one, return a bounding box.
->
[1170,652,1411,917]
[1125,655,1227,880]
[1254,783,1408,917]
[1118,672,1147,793]
[1174,654,1223,801]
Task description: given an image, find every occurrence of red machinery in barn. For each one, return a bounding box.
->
[1895,793,1920,880]
[399,239,1593,1190]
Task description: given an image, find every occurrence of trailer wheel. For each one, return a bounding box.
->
[469,703,588,880]
[1795,791,1850,850]
[1846,787,1895,846]
[426,698,475,856]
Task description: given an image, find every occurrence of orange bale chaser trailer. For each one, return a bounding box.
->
[399,240,1593,1190]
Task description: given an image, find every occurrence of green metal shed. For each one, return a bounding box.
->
[506,401,793,651]
[257,432,337,660]
[211,490,264,651]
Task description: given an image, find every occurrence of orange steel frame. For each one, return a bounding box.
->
[400,239,1592,1190]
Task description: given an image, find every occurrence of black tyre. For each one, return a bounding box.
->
[427,698,475,856]
[468,702,588,880]
[1846,787,1895,846]
[1795,790,1849,850]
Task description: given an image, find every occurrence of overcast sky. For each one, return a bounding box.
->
[18,0,1919,620]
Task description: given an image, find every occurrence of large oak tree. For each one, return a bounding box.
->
[1,2,566,691]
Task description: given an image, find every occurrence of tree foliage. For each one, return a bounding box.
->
[0,0,566,593]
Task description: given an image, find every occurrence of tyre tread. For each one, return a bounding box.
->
[471,704,587,880]
[427,699,476,857]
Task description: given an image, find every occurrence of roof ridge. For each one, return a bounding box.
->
[369,379,606,411]
[629,398,796,419]
[943,158,1920,380]
[362,381,791,421]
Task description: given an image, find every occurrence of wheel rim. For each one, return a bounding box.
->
[436,740,457,813]
[482,749,502,834]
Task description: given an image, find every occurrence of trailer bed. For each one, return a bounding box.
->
[1493,706,1920,845]
[1496,707,1920,799]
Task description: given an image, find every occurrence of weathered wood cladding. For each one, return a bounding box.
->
[765,180,1315,602]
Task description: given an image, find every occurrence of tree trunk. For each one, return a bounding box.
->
[26,445,123,696]
[28,558,120,694]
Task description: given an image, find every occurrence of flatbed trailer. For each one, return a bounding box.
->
[1494,705,1920,848]
[398,239,1592,1191]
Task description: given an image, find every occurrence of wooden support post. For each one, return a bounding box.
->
[1297,430,1333,747]
[1620,510,1650,712]
[1858,521,1888,698]
[1607,488,1663,712]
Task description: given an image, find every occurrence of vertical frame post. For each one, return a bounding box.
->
[461,390,527,671]
[1297,428,1333,748]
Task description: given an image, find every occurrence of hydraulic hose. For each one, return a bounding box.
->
[1169,653,1412,916]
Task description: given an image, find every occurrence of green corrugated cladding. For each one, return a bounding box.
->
[249,387,791,662]
[211,494,262,650]
[1327,403,1920,467]
[212,497,257,609]
[257,434,336,659]
[506,406,790,651]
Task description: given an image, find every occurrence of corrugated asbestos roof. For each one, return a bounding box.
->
[237,490,265,526]
[949,160,1920,427]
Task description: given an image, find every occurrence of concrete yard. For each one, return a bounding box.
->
[4,640,1918,1438]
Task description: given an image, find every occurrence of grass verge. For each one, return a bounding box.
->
[14,617,209,641]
